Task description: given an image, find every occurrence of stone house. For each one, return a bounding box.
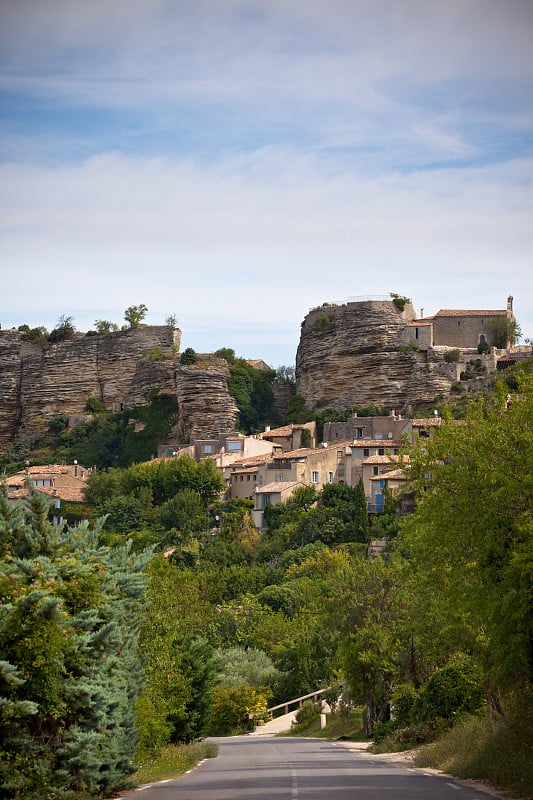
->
[4,463,89,504]
[403,296,515,350]
[258,443,352,491]
[259,422,317,451]
[368,466,408,513]
[361,454,409,509]
[252,481,306,530]
[323,411,411,446]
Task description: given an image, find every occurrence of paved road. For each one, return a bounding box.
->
[123,736,498,799]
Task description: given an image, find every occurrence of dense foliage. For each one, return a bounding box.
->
[1,346,531,796]
[0,490,152,799]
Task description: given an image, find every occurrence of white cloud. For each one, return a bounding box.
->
[1,1,532,363]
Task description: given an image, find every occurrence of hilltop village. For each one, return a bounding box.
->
[1,293,529,532]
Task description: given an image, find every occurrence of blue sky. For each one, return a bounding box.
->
[1,0,532,367]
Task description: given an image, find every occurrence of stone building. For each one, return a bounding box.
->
[404,296,515,350]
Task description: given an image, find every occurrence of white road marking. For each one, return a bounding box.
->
[292,767,299,798]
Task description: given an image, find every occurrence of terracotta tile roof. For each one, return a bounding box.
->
[273,448,315,459]
[255,481,303,493]
[405,320,433,326]
[231,453,275,466]
[435,309,506,317]
[260,425,295,438]
[231,467,258,475]
[6,485,85,502]
[410,418,442,427]
[363,454,408,464]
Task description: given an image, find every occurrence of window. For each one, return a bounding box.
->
[227,440,242,452]
[328,471,334,483]
[357,428,363,438]
[479,334,486,343]
[363,448,370,457]
[337,450,343,458]
[415,327,419,339]
[375,433,383,440]
[373,466,379,476]
[311,471,319,483]
[338,463,345,477]
[378,448,385,455]
[261,494,271,508]
[203,444,213,454]
[247,475,251,481]
[240,475,243,481]
[277,475,285,482]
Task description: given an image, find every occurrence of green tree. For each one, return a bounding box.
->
[136,557,216,756]
[214,646,279,689]
[180,347,198,364]
[48,314,76,343]
[0,488,151,798]
[94,319,119,334]
[486,315,522,348]
[401,374,533,697]
[124,304,148,328]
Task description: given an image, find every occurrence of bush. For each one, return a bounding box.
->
[85,397,106,413]
[416,658,483,723]
[391,683,419,728]
[294,700,321,728]
[314,313,332,331]
[145,346,165,361]
[390,293,411,312]
[180,347,197,365]
[444,349,461,363]
[477,340,489,354]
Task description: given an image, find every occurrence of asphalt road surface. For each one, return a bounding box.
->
[122,736,498,799]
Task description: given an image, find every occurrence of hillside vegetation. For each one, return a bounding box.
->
[0,366,531,798]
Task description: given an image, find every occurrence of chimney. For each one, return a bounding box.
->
[420,308,424,318]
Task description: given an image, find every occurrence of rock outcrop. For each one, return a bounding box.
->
[0,327,239,450]
[296,300,457,413]
[174,362,239,441]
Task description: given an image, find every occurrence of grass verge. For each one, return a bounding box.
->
[286,708,367,741]
[132,741,218,786]
[414,706,532,799]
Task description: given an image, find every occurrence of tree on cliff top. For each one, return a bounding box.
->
[124,304,148,328]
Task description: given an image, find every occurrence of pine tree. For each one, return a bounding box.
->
[0,487,152,799]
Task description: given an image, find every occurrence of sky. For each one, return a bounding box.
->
[1,0,532,368]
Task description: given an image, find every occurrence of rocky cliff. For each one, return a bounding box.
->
[0,327,239,450]
[295,300,457,413]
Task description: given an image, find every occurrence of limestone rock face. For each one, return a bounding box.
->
[296,301,456,413]
[0,326,239,449]
[174,364,239,442]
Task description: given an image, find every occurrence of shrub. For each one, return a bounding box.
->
[314,313,332,331]
[416,658,484,723]
[477,340,489,354]
[180,347,198,365]
[444,349,461,363]
[390,293,411,312]
[145,346,165,361]
[18,325,49,347]
[391,683,419,728]
[294,700,321,728]
[85,397,106,413]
